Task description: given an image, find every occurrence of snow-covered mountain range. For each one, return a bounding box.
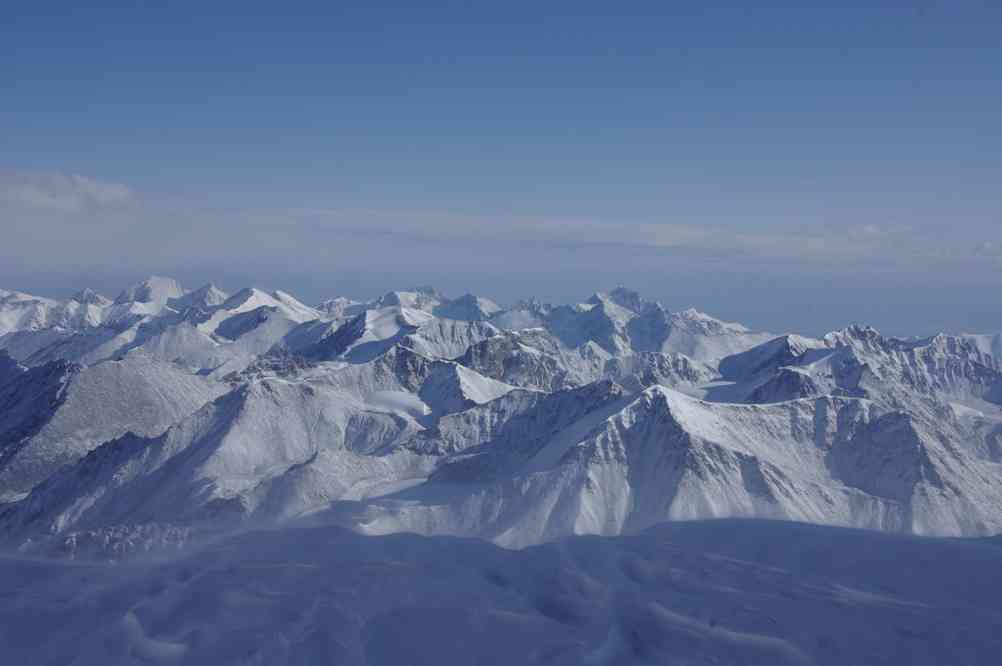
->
[2,276,1002,558]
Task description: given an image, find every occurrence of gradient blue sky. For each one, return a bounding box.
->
[2,1,1001,335]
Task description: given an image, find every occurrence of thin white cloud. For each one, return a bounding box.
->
[0,170,133,213]
[0,169,993,291]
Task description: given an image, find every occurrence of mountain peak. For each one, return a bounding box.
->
[173,283,229,310]
[586,287,647,312]
[115,276,185,304]
[675,307,712,320]
[607,286,648,313]
[317,296,360,318]
[379,288,443,310]
[70,288,110,306]
[433,293,501,321]
[824,324,885,348]
[220,287,273,311]
[670,307,750,334]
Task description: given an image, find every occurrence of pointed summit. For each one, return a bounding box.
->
[317,296,361,318]
[823,324,885,350]
[597,286,648,314]
[219,287,319,322]
[70,288,111,306]
[173,283,229,310]
[378,288,443,311]
[433,293,501,321]
[115,276,185,304]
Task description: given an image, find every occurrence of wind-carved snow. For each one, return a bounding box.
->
[2,519,1000,665]
[2,277,1002,560]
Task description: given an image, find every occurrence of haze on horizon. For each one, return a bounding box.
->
[3,1,1000,336]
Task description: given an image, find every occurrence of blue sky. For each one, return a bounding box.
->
[2,1,1001,335]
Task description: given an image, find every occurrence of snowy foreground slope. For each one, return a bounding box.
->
[0,520,1000,665]
[2,277,1002,558]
